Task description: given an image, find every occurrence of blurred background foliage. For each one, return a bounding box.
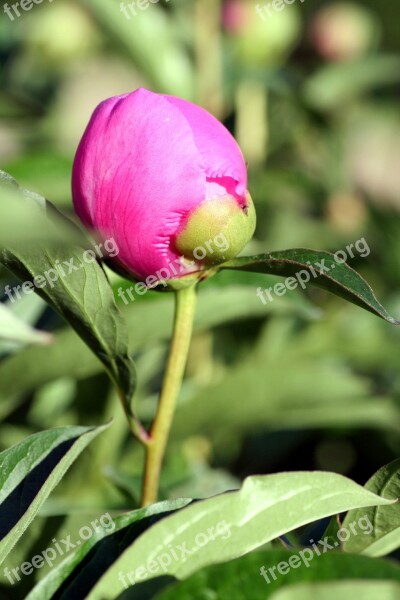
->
[1,0,400,595]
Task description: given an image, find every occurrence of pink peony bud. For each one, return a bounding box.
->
[72,88,256,283]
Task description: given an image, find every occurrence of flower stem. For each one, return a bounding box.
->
[141,283,198,506]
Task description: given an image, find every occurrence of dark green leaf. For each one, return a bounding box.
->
[343,458,400,557]
[153,549,400,600]
[26,499,191,600]
[221,249,399,324]
[0,423,110,563]
[0,173,142,438]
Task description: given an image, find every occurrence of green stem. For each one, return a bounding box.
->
[235,80,269,166]
[194,0,223,119]
[141,284,198,506]
[121,398,151,446]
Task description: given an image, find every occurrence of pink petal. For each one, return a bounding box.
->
[73,89,206,280]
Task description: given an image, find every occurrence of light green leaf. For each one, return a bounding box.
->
[0,301,51,346]
[81,0,193,98]
[86,472,394,599]
[269,581,400,600]
[0,423,110,564]
[343,458,400,557]
[304,55,400,111]
[0,169,77,245]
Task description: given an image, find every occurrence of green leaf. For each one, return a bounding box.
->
[154,550,400,600]
[268,581,400,600]
[221,249,399,324]
[303,55,400,112]
[0,286,277,402]
[0,170,77,245]
[342,458,400,557]
[26,499,191,600]
[0,174,142,438]
[171,317,400,456]
[0,423,109,564]
[81,0,193,98]
[0,169,18,188]
[2,244,140,432]
[2,153,74,207]
[0,301,52,346]
[85,472,393,599]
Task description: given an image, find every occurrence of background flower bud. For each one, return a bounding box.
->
[72,88,256,282]
[223,0,301,66]
[310,2,379,62]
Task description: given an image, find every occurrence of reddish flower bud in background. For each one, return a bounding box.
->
[310,2,379,62]
[222,0,301,66]
[72,88,256,282]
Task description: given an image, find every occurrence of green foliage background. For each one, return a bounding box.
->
[0,0,400,597]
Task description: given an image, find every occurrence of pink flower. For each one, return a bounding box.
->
[310,3,377,62]
[72,88,255,282]
[222,0,250,34]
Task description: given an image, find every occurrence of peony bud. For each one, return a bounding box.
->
[72,88,256,283]
[310,2,378,62]
[222,0,301,66]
